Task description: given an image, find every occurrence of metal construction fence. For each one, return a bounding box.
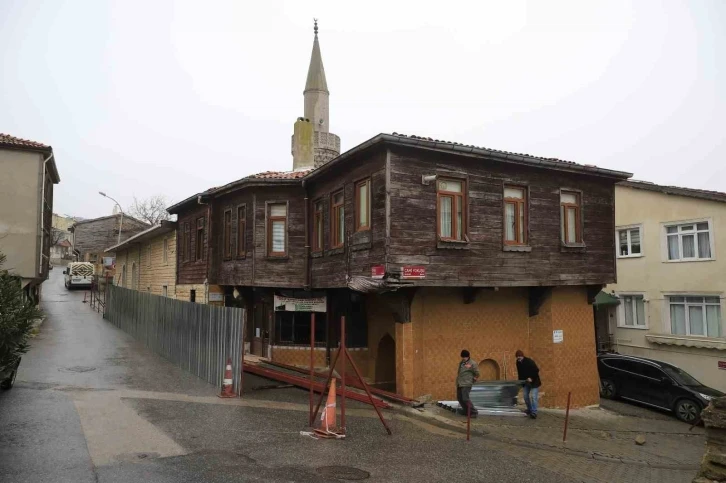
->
[104,285,245,394]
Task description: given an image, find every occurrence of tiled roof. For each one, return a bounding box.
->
[391,133,585,169]
[0,133,51,150]
[620,180,726,203]
[248,170,312,180]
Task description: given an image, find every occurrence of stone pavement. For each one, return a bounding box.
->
[403,400,706,483]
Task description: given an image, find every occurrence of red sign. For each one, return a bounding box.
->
[401,266,426,279]
[719,361,726,371]
[371,265,385,279]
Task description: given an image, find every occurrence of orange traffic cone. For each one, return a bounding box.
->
[218,358,235,398]
[314,380,344,438]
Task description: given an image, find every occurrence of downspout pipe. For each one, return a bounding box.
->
[38,152,54,275]
[302,179,311,291]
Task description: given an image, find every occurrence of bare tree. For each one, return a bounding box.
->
[50,227,66,246]
[127,195,171,225]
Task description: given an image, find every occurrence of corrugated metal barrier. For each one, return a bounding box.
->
[104,285,245,394]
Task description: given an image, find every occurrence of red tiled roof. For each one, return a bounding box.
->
[248,170,313,180]
[0,133,51,150]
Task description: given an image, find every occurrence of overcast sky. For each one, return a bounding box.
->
[1,0,724,218]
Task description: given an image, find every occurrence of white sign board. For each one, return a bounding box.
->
[208,293,224,302]
[553,330,564,344]
[274,295,327,313]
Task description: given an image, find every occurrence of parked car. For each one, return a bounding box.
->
[597,353,723,423]
[0,357,20,390]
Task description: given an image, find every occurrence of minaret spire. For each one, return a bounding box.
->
[291,20,340,171]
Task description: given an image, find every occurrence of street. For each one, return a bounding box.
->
[1,269,578,483]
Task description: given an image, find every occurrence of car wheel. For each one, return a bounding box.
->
[674,398,701,423]
[600,378,616,399]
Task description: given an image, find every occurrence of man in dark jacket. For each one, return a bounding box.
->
[516,350,541,419]
[456,350,480,417]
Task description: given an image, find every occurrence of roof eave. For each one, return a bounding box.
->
[104,221,177,252]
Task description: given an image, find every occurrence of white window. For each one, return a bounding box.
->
[617,225,642,258]
[668,296,722,337]
[162,285,168,297]
[664,220,713,261]
[268,203,287,256]
[163,238,168,264]
[617,294,646,328]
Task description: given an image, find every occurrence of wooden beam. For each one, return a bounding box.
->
[382,288,418,323]
[462,287,480,304]
[528,287,552,317]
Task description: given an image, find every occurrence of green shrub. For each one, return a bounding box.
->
[0,252,43,372]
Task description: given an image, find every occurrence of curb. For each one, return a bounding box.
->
[395,406,700,470]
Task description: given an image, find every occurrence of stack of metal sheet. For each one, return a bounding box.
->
[438,380,525,416]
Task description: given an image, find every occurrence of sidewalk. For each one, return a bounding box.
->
[400,400,705,482]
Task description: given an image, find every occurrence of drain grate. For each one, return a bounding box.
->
[61,366,97,373]
[316,466,370,480]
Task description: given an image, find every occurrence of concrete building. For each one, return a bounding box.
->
[603,181,726,392]
[107,221,177,298]
[69,214,149,275]
[0,133,60,302]
[50,213,77,263]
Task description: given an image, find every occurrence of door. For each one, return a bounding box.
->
[630,362,670,408]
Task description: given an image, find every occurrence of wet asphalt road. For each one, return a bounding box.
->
[0,269,575,483]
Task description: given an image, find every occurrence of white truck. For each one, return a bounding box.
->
[63,262,94,289]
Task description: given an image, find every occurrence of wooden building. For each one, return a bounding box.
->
[107,221,177,298]
[167,24,631,407]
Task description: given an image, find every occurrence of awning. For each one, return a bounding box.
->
[593,291,620,306]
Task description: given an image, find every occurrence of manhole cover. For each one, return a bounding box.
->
[61,366,96,373]
[316,466,370,480]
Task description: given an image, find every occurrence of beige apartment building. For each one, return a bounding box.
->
[107,221,177,298]
[603,181,725,391]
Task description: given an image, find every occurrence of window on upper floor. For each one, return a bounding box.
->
[237,205,246,258]
[560,191,582,244]
[668,296,722,337]
[183,222,191,262]
[147,244,152,267]
[313,200,324,252]
[503,186,527,245]
[664,221,713,261]
[223,209,232,259]
[195,217,205,261]
[268,203,287,256]
[355,179,371,232]
[437,178,466,241]
[331,191,345,248]
[617,225,642,258]
[163,238,168,264]
[617,294,646,328]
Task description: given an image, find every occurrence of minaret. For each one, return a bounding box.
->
[291,20,340,171]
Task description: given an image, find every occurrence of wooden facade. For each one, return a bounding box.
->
[175,204,209,286]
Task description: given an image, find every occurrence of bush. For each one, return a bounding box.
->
[0,252,43,373]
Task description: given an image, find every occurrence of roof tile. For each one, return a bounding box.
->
[248,170,313,180]
[0,133,50,150]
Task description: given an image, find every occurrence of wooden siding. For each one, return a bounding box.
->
[211,185,307,288]
[387,146,617,287]
[308,149,387,288]
[73,215,148,261]
[177,205,208,285]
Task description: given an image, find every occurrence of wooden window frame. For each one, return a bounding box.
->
[354,178,371,232]
[195,217,205,262]
[436,177,467,242]
[331,190,345,249]
[313,199,324,252]
[560,190,582,244]
[267,202,288,257]
[236,204,246,259]
[183,222,191,262]
[503,185,528,246]
[223,209,232,260]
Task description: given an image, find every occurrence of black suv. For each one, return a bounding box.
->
[597,353,723,423]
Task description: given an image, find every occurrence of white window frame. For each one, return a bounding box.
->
[163,238,168,265]
[616,224,643,258]
[616,292,648,329]
[162,285,168,297]
[661,218,715,263]
[664,293,723,338]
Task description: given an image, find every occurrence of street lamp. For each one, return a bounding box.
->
[99,191,124,245]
